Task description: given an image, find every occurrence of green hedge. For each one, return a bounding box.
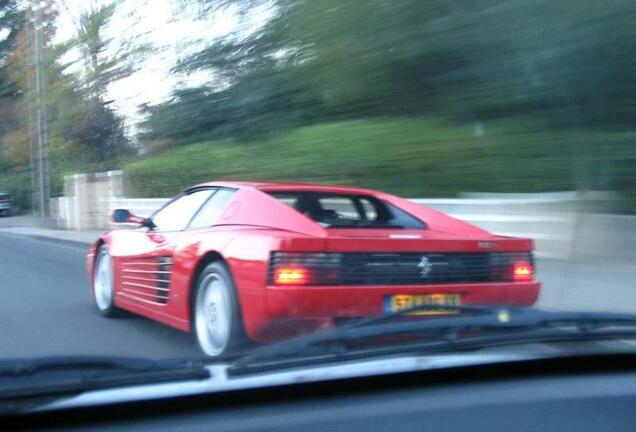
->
[125,117,633,210]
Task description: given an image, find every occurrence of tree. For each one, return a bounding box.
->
[140,0,328,146]
[73,2,149,100]
[0,0,24,96]
[0,0,28,170]
[50,1,146,161]
[0,0,140,205]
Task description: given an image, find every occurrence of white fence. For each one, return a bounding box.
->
[411,192,589,259]
[108,198,169,218]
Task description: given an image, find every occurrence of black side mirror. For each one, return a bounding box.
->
[112,209,131,223]
[112,209,150,226]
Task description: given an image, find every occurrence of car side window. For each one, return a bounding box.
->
[318,197,361,220]
[359,198,378,221]
[151,189,214,232]
[188,189,236,229]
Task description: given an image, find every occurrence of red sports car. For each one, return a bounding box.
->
[87,181,540,357]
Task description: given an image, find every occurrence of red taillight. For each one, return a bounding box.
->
[270,253,342,285]
[273,267,308,285]
[513,261,533,281]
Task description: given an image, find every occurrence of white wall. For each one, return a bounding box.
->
[50,172,621,260]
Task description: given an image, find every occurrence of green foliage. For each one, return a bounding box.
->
[137,0,636,212]
[127,117,634,201]
[277,0,636,127]
[149,0,636,137]
[0,0,22,97]
[7,0,636,210]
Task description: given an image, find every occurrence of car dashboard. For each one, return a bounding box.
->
[6,352,636,431]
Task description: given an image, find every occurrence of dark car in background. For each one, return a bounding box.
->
[0,190,11,216]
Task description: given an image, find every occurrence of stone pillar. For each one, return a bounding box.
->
[94,171,124,229]
[74,174,90,230]
[59,170,126,230]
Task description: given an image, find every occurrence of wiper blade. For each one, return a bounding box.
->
[0,356,211,412]
[0,355,203,377]
[230,307,636,374]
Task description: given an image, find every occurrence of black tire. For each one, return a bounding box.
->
[93,245,120,317]
[192,261,250,357]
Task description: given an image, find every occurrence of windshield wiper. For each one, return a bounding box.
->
[0,356,210,412]
[0,356,218,382]
[0,356,202,377]
[230,306,636,375]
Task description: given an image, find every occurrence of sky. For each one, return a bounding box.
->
[53,0,273,138]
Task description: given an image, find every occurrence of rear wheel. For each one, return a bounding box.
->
[93,245,119,317]
[193,261,249,357]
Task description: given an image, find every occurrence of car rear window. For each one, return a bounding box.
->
[268,192,426,229]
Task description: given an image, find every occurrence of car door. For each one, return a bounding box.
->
[115,188,215,309]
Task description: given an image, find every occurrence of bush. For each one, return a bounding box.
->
[125,117,633,210]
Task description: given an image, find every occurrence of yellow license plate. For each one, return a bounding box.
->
[386,294,461,315]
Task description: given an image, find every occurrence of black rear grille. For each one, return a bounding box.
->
[269,252,533,285]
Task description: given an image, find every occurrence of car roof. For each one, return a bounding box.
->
[191,180,381,195]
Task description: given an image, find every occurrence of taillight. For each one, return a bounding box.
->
[512,261,534,281]
[273,267,308,285]
[489,252,535,282]
[269,253,342,285]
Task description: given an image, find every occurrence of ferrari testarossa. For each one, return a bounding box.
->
[87,181,540,356]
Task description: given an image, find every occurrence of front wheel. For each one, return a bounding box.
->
[93,245,119,317]
[193,262,249,357]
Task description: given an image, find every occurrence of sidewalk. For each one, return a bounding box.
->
[0,226,102,247]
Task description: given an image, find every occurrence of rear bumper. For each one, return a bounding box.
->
[265,282,540,318]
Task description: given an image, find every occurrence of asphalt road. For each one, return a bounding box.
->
[0,232,200,359]
[0,216,634,360]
